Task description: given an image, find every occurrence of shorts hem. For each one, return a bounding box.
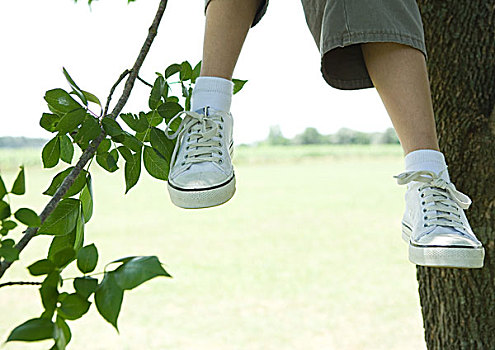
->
[320,31,427,90]
[321,31,427,60]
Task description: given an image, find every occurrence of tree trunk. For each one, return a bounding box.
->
[415,1,495,349]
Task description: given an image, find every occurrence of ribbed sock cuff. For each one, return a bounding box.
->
[191,76,234,112]
[405,149,450,182]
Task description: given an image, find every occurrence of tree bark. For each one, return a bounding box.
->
[415,1,495,349]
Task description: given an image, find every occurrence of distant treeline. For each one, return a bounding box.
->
[0,136,47,148]
[263,126,400,145]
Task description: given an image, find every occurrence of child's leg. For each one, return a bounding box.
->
[166,0,266,209]
[360,42,440,155]
[201,0,264,80]
[361,42,484,268]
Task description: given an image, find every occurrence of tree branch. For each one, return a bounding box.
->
[0,281,42,289]
[103,69,130,117]
[137,75,153,88]
[0,0,169,279]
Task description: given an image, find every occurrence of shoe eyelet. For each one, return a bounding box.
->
[424,216,428,220]
[219,159,223,164]
[221,117,224,122]
[420,194,424,198]
[219,151,223,155]
[421,201,425,205]
[219,125,223,130]
[181,162,185,166]
[423,223,428,227]
[417,188,421,192]
[422,209,426,213]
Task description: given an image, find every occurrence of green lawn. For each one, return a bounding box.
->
[0,145,426,350]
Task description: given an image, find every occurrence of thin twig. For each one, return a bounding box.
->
[137,75,153,88]
[0,0,169,279]
[103,69,130,117]
[0,281,42,288]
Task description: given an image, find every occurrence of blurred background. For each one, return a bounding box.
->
[0,0,426,349]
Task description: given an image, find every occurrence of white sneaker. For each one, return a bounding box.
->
[394,169,485,268]
[165,106,235,209]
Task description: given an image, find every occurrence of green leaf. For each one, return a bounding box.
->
[42,136,60,168]
[6,318,55,342]
[167,96,179,103]
[28,259,55,276]
[14,208,41,227]
[96,138,111,154]
[79,175,93,222]
[81,90,101,108]
[120,113,149,132]
[164,63,181,79]
[47,230,76,261]
[150,127,174,159]
[0,200,11,220]
[77,243,98,273]
[38,198,80,236]
[0,245,19,262]
[73,276,98,299]
[157,101,183,122]
[57,293,91,320]
[185,87,193,111]
[95,272,124,331]
[232,79,247,94]
[73,115,101,145]
[40,113,60,133]
[44,88,82,115]
[112,256,171,290]
[54,316,71,350]
[124,151,141,194]
[149,76,165,110]
[0,176,6,200]
[143,146,169,180]
[52,247,76,268]
[2,220,17,230]
[43,168,88,198]
[63,67,88,106]
[40,272,60,319]
[162,81,169,101]
[117,146,133,162]
[56,108,87,134]
[59,134,74,164]
[144,110,163,127]
[96,151,119,173]
[102,117,124,137]
[74,207,84,253]
[113,132,142,153]
[191,61,202,83]
[180,61,193,81]
[9,166,25,195]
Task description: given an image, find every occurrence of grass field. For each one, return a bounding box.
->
[0,145,426,350]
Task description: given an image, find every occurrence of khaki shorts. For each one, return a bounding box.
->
[204,0,427,90]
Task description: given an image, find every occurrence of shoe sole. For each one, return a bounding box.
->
[167,175,236,209]
[402,223,485,269]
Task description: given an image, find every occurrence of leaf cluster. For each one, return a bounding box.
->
[2,59,247,349]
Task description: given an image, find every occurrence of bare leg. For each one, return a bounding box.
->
[361,42,440,155]
[201,0,262,80]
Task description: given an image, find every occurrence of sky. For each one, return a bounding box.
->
[0,0,393,144]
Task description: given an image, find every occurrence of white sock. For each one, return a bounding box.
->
[404,149,450,182]
[191,76,234,112]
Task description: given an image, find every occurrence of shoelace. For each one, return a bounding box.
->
[165,109,224,168]
[394,169,471,232]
